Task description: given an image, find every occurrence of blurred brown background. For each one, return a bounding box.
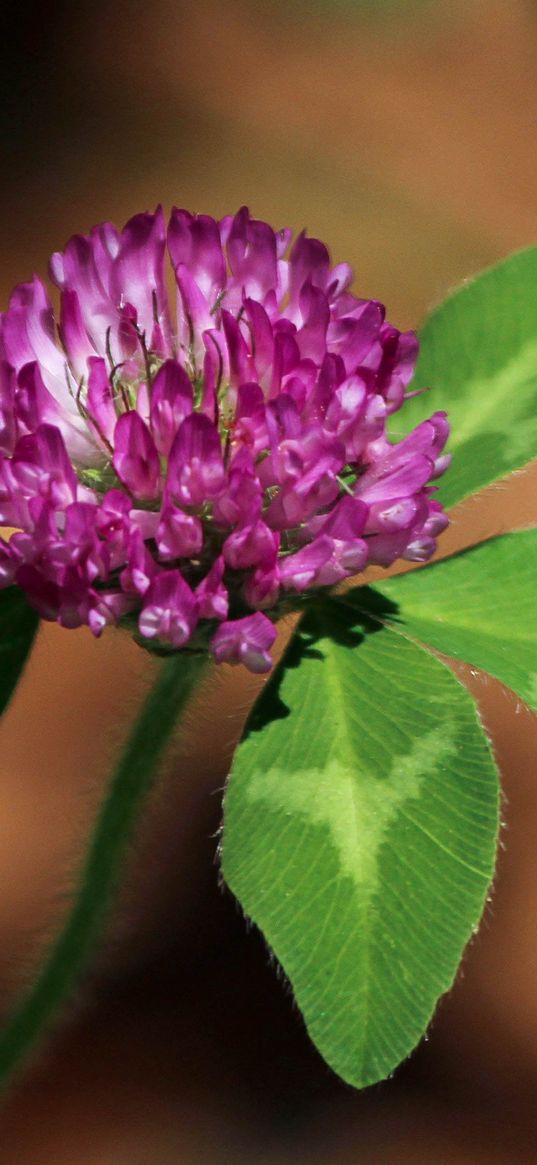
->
[1,0,537,1160]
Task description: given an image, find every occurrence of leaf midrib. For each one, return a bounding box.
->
[322,635,371,1075]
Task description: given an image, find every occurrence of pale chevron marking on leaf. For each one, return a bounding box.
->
[243,725,454,888]
[447,339,537,448]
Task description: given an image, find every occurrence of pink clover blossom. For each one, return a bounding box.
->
[0,206,450,672]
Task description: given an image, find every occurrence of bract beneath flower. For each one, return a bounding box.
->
[0,206,450,671]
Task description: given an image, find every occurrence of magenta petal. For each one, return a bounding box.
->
[52,234,117,348]
[402,497,450,562]
[335,538,368,575]
[0,538,16,587]
[327,262,353,298]
[88,591,135,636]
[227,208,278,301]
[266,393,302,443]
[1,295,37,368]
[112,411,161,500]
[213,447,262,526]
[157,502,203,560]
[357,453,433,503]
[314,495,368,540]
[150,359,193,456]
[60,289,94,377]
[243,560,280,610]
[111,207,168,340]
[120,527,156,595]
[195,555,229,620]
[243,298,274,382]
[175,264,213,360]
[15,564,62,621]
[279,468,340,526]
[307,525,368,585]
[96,489,131,539]
[270,329,301,395]
[211,612,277,673]
[138,569,198,648]
[222,309,255,390]
[423,500,449,538]
[328,301,384,373]
[2,278,64,386]
[279,536,334,591]
[297,282,330,362]
[12,423,78,508]
[366,529,415,567]
[429,410,450,447]
[275,226,292,260]
[168,413,225,506]
[0,362,17,455]
[201,329,226,414]
[365,496,418,534]
[87,356,116,445]
[376,326,419,404]
[9,497,57,567]
[15,360,62,434]
[223,519,277,570]
[288,233,330,307]
[232,384,268,457]
[168,210,226,302]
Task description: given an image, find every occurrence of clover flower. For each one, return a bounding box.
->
[0,206,450,672]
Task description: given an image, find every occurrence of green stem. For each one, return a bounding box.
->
[0,652,207,1088]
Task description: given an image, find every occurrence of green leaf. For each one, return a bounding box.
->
[0,587,39,718]
[398,245,537,508]
[221,601,499,1088]
[354,529,537,713]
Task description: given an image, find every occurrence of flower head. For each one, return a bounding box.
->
[0,206,450,671]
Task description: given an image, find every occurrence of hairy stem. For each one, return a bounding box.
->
[0,652,207,1088]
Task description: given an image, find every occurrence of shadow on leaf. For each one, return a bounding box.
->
[244,586,400,740]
